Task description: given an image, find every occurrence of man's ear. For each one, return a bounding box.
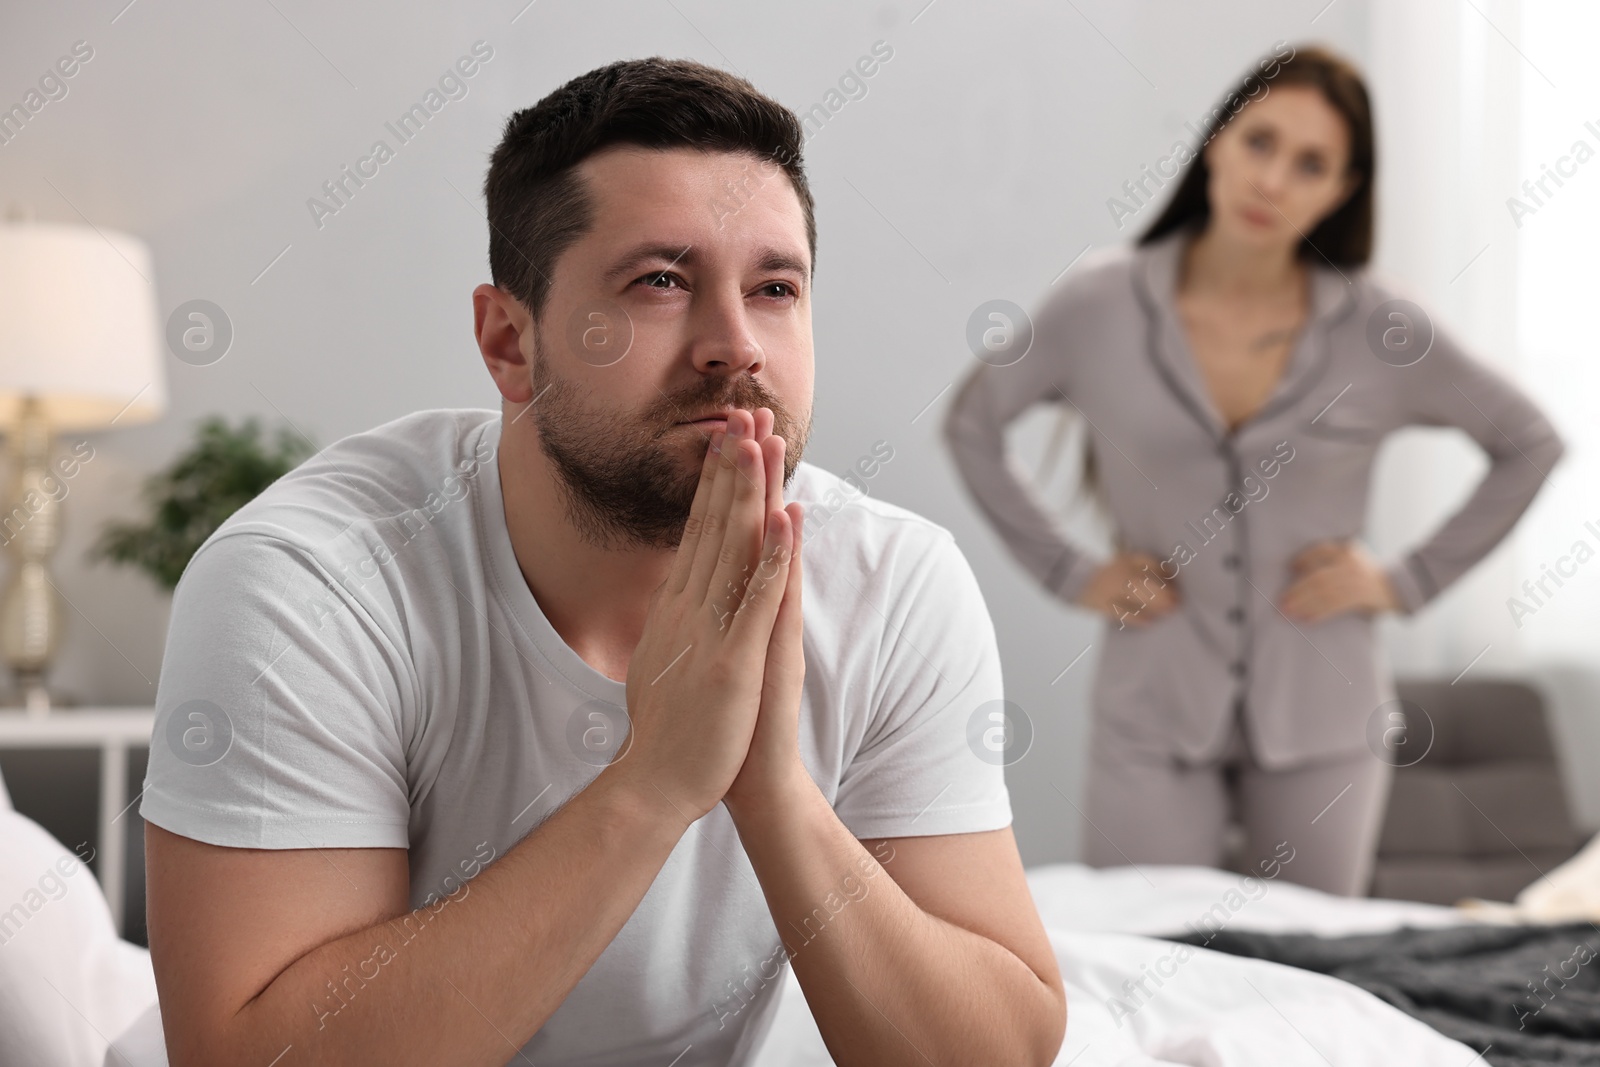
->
[475,283,536,404]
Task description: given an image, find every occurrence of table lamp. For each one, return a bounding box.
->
[0,217,167,714]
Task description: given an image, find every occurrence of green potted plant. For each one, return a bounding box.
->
[91,416,315,591]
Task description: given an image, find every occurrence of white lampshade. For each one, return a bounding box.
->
[0,221,167,432]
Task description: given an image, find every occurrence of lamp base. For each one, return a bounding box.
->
[6,669,51,716]
[0,671,82,716]
[1,396,65,716]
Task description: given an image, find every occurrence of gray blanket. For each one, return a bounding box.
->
[1160,923,1600,1066]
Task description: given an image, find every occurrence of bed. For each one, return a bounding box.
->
[7,781,1594,1067]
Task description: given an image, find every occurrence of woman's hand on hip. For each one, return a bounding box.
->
[1280,540,1398,622]
[1075,551,1180,628]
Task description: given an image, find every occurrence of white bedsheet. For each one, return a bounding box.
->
[1025,861,1467,938]
[757,864,1482,1067]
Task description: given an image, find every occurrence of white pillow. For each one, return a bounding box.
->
[1460,829,1600,923]
[0,808,157,1067]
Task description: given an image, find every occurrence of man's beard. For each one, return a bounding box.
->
[529,338,810,551]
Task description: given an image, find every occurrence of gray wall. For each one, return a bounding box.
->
[1,0,1372,869]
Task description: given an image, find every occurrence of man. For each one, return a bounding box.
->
[143,57,1065,1066]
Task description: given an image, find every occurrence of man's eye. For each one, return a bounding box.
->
[760,282,797,299]
[639,271,680,289]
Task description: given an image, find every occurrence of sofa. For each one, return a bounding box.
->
[1371,678,1587,904]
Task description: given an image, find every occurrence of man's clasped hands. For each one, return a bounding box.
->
[615,407,810,825]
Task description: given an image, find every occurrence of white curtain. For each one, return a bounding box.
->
[1514,4,1600,659]
[1366,0,1600,830]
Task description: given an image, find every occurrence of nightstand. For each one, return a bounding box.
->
[0,707,155,935]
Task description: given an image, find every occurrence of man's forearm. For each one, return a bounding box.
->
[213,768,685,1067]
[729,780,1062,1067]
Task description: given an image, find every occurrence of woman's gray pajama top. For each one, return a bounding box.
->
[943,229,1564,769]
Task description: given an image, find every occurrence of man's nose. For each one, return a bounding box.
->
[689,289,764,376]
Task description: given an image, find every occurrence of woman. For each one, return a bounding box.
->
[943,45,1564,895]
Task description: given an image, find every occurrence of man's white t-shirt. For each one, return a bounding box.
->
[141,408,1011,1066]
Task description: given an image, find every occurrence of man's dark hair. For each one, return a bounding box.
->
[484,57,816,324]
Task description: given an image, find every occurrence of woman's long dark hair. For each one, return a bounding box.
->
[1139,43,1377,265]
